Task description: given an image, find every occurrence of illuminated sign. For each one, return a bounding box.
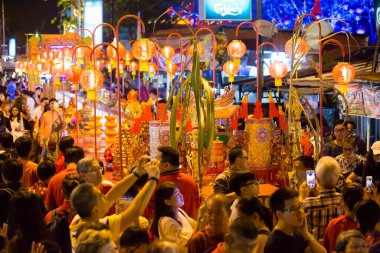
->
[8,38,16,57]
[84,0,103,43]
[199,0,252,21]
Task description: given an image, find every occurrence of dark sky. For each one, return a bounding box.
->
[4,0,59,54]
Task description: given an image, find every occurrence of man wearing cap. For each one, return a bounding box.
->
[347,141,380,185]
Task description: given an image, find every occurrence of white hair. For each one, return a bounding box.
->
[315,156,340,189]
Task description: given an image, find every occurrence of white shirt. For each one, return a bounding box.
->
[26,97,35,116]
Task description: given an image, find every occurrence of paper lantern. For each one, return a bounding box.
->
[65,65,83,84]
[187,43,204,57]
[94,47,104,59]
[43,62,52,74]
[161,46,175,64]
[129,61,139,78]
[285,37,309,60]
[41,51,49,61]
[166,62,178,79]
[36,62,43,73]
[223,60,239,82]
[118,61,125,74]
[132,39,157,72]
[80,67,104,100]
[106,61,112,73]
[269,61,288,86]
[227,40,247,66]
[75,47,91,64]
[125,50,133,66]
[52,62,64,76]
[95,60,102,70]
[332,62,355,93]
[148,62,157,77]
[63,47,72,59]
[107,39,126,60]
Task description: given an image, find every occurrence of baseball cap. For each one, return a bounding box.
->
[371,141,380,155]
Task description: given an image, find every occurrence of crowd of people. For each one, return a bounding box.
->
[0,77,378,253]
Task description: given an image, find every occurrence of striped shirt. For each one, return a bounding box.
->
[303,189,343,240]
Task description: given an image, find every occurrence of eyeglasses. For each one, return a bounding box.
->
[282,204,304,214]
[86,166,102,174]
[243,181,259,187]
[334,128,346,133]
[343,148,354,151]
[240,156,249,160]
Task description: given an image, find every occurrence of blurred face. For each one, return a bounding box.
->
[278,197,305,228]
[343,143,355,159]
[334,124,347,141]
[227,232,256,253]
[42,100,49,106]
[294,160,306,183]
[81,160,103,186]
[240,179,260,198]
[11,107,19,116]
[205,199,229,234]
[165,187,184,209]
[236,150,249,171]
[373,153,380,163]
[155,151,169,172]
[345,237,368,253]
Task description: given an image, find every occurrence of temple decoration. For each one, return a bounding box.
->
[332,62,355,93]
[131,39,157,72]
[227,40,246,67]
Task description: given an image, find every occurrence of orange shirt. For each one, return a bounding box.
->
[55,152,66,174]
[20,160,38,187]
[45,163,77,210]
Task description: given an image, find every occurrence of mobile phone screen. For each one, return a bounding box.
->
[366,176,373,191]
[306,170,316,188]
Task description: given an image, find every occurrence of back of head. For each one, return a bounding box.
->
[76,229,112,253]
[76,157,97,174]
[227,216,258,242]
[315,156,340,189]
[237,197,273,230]
[37,160,56,181]
[59,136,74,153]
[342,182,363,212]
[334,119,346,129]
[70,183,98,219]
[157,146,179,167]
[294,155,314,169]
[230,171,257,196]
[64,146,85,165]
[270,187,299,214]
[0,132,14,149]
[62,173,85,200]
[335,230,364,253]
[15,136,32,158]
[1,158,22,182]
[120,226,149,249]
[354,200,380,234]
[147,240,179,253]
[228,146,244,164]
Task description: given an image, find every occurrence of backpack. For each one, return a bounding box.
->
[47,209,75,253]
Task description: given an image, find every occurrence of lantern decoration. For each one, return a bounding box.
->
[43,62,52,74]
[107,39,126,60]
[187,43,204,57]
[94,47,104,59]
[148,62,157,78]
[52,62,64,85]
[227,40,247,66]
[223,60,239,83]
[119,61,125,74]
[166,62,178,79]
[131,39,157,72]
[95,60,102,70]
[269,61,288,87]
[75,47,91,64]
[332,62,355,93]
[285,37,309,60]
[63,47,72,59]
[129,61,139,79]
[41,51,49,62]
[125,50,133,66]
[48,51,55,61]
[106,61,112,73]
[64,65,83,90]
[79,67,104,100]
[36,62,43,73]
[161,46,175,64]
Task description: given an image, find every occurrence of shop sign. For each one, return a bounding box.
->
[199,0,252,21]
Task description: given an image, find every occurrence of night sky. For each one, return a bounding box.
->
[4,0,59,54]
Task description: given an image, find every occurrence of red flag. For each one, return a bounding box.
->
[269,102,280,118]
[232,114,238,130]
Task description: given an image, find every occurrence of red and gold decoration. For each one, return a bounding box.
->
[187,43,205,57]
[131,38,157,72]
[166,62,178,79]
[79,67,104,100]
[148,62,157,78]
[129,61,139,79]
[161,46,175,64]
[223,60,239,83]
[227,40,246,67]
[269,61,288,87]
[332,62,355,93]
[285,37,309,60]
[64,65,83,90]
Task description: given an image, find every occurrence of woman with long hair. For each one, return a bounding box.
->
[7,189,54,253]
[151,182,197,250]
[9,105,30,141]
[1,101,10,118]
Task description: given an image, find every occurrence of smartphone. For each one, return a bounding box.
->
[366,176,373,191]
[306,170,316,189]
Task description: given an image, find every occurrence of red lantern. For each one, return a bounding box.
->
[65,65,83,84]
[187,43,204,57]
[227,40,246,66]
[125,50,133,65]
[43,62,52,74]
[36,62,43,73]
[80,67,104,100]
[106,61,112,73]
[285,37,309,60]
[166,62,178,79]
[131,39,156,72]
[94,47,104,59]
[332,62,355,93]
[27,61,35,73]
[63,48,72,59]
[48,51,55,61]
[161,46,175,60]
[118,61,125,74]
[223,60,239,82]
[129,61,139,78]
[107,39,126,60]
[52,62,64,76]
[41,51,49,61]
[269,61,288,87]
[148,62,157,77]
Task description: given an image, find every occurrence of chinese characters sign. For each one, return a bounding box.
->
[199,0,252,21]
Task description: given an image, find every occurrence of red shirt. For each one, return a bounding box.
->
[187,226,224,253]
[20,160,38,187]
[44,199,76,225]
[144,169,201,219]
[55,152,66,174]
[300,132,314,157]
[323,215,357,253]
[45,163,77,210]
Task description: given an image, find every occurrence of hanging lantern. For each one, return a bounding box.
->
[129,61,139,79]
[48,51,55,61]
[56,50,64,59]
[332,62,355,93]
[107,39,126,60]
[223,60,239,82]
[166,62,178,79]
[43,62,52,74]
[118,61,125,74]
[36,62,43,73]
[161,46,175,64]
[41,51,49,61]
[285,37,309,60]
[125,50,133,66]
[187,43,204,57]
[63,47,72,59]
[52,62,64,85]
[148,62,157,77]
[106,61,112,73]
[75,47,91,64]
[95,60,102,70]
[94,47,104,59]
[227,40,247,66]
[80,67,104,100]
[65,65,83,90]
[131,39,157,72]
[269,61,288,87]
